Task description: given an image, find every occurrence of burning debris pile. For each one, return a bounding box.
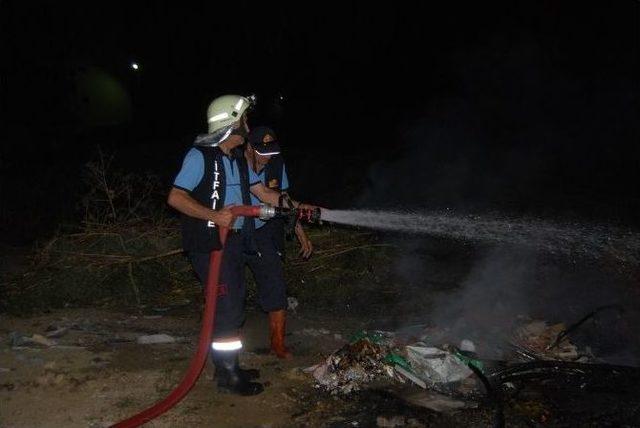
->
[308,330,485,396]
[511,320,581,361]
[307,316,605,397]
[309,333,393,394]
[303,314,640,426]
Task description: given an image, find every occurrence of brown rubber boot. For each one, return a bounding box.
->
[269,310,293,359]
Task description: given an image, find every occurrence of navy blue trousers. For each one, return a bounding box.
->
[188,224,287,339]
[247,222,287,313]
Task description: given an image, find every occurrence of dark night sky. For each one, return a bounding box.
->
[1,1,639,242]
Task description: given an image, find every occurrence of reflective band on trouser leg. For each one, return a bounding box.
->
[211,340,243,351]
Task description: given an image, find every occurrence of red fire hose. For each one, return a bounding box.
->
[112,205,264,428]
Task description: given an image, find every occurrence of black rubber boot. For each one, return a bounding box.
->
[212,350,264,396]
[239,366,261,381]
[211,352,260,381]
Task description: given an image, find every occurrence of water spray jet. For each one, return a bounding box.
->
[319,209,640,264]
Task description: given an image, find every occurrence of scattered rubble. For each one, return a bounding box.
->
[399,390,475,413]
[308,330,484,396]
[91,357,111,368]
[9,332,57,347]
[405,344,473,384]
[287,296,299,312]
[45,326,69,338]
[310,334,393,394]
[376,415,405,427]
[299,328,331,337]
[307,317,600,404]
[394,366,426,389]
[511,320,580,361]
[136,334,176,345]
[459,339,476,353]
[29,334,58,347]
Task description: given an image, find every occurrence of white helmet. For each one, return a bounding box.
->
[195,94,256,147]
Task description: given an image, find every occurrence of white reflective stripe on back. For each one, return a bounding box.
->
[208,112,230,123]
[234,99,244,111]
[255,150,281,156]
[211,340,243,351]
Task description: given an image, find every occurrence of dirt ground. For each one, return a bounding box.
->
[1,307,372,428]
[2,232,640,427]
[3,306,639,428]
[4,307,480,428]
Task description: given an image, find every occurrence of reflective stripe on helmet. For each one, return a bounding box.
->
[208,112,230,123]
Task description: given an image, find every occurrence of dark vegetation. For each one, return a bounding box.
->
[0,149,394,316]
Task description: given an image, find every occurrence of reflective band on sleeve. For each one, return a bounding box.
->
[211,340,243,351]
[234,99,244,111]
[208,112,230,123]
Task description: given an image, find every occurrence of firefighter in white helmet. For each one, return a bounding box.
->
[167,94,313,396]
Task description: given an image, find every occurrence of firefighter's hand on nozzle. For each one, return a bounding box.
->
[296,202,317,210]
[210,206,236,229]
[295,204,322,224]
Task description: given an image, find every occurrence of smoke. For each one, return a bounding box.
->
[428,247,537,359]
[321,207,640,364]
[425,246,640,364]
[334,36,640,364]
